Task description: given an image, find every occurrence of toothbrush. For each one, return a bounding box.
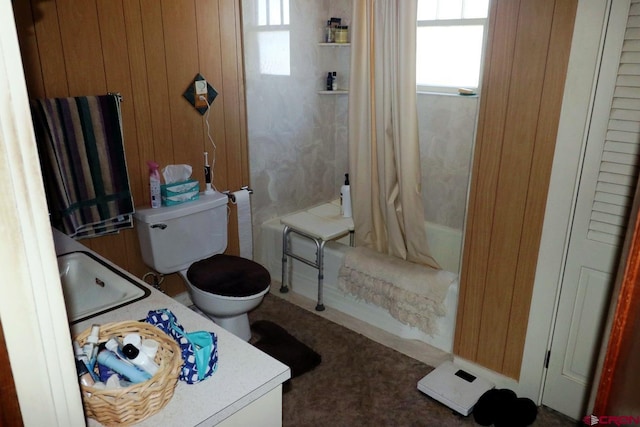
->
[204,152,214,194]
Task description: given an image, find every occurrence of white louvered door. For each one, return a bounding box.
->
[541,0,636,419]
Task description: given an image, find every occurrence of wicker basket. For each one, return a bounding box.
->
[74,321,183,426]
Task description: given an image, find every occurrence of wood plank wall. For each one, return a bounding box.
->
[454,0,577,379]
[13,0,248,296]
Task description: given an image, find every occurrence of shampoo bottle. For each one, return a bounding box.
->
[97,349,152,384]
[82,324,100,370]
[341,173,352,218]
[122,343,159,376]
[325,20,334,43]
[326,72,333,91]
[147,161,161,208]
[75,358,95,387]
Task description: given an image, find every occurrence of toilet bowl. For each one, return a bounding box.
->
[183,253,270,341]
[134,192,269,341]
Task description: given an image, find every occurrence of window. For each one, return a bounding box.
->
[256,0,290,76]
[416,0,490,93]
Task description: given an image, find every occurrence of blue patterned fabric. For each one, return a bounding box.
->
[145,309,218,384]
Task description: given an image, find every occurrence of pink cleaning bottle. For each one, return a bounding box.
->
[147,161,161,208]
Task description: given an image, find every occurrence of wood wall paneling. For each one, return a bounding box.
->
[454,0,577,379]
[162,1,202,175]
[15,0,249,296]
[504,0,578,377]
[32,1,69,97]
[123,0,155,202]
[477,0,555,373]
[218,0,249,255]
[195,0,228,194]
[234,0,249,184]
[140,0,175,171]
[12,0,45,99]
[56,1,107,95]
[455,0,520,362]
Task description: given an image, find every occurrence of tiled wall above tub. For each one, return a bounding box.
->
[418,93,479,230]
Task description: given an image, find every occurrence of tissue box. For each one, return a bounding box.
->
[161,179,199,206]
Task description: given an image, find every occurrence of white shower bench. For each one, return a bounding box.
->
[279,200,354,311]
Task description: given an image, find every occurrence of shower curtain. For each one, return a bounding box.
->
[348,0,440,269]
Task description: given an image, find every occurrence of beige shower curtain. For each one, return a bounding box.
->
[348,0,439,269]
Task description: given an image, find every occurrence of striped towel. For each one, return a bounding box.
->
[32,94,134,239]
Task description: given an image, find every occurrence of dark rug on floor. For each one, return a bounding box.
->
[248,294,578,427]
[251,319,321,378]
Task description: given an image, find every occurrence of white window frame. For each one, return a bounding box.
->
[416,12,489,94]
[254,0,291,76]
[257,0,289,27]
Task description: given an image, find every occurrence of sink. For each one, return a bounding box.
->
[57,251,150,324]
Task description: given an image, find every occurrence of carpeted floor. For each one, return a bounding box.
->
[248,294,579,427]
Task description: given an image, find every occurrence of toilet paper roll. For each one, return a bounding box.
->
[232,189,252,259]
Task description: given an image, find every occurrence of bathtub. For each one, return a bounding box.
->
[259,214,461,353]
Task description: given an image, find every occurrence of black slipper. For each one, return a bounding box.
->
[473,388,517,426]
[494,397,538,427]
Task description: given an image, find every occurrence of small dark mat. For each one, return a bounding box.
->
[251,320,321,378]
[187,254,270,297]
[474,388,538,427]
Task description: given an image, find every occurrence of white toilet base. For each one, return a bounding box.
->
[179,270,269,342]
[207,313,252,341]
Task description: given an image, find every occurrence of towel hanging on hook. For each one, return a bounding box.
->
[31,93,134,239]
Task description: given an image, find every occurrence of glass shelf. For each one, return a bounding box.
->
[318,90,349,95]
[318,43,350,47]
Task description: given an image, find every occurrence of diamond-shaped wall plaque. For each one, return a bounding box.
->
[183,73,218,115]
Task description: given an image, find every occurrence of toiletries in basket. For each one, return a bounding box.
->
[97,349,152,384]
[122,343,159,376]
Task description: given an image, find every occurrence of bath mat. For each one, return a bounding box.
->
[251,320,321,378]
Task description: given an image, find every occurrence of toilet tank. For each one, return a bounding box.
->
[134,192,228,274]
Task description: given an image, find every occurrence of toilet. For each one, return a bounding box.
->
[134,191,270,341]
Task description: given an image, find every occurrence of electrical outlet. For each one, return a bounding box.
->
[195,79,207,95]
[183,73,218,115]
[195,79,208,108]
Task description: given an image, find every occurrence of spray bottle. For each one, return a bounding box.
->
[147,161,161,208]
[341,173,352,218]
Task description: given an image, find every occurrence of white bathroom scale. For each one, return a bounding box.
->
[417,361,494,416]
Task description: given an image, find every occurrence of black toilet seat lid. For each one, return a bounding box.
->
[186,254,270,297]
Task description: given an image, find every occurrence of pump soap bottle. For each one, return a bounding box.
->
[147,161,161,208]
[341,173,352,218]
[325,20,334,43]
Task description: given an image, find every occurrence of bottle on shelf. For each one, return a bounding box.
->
[326,72,334,91]
[335,25,349,44]
[332,72,338,91]
[325,20,334,43]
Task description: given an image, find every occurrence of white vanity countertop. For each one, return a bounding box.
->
[53,229,291,427]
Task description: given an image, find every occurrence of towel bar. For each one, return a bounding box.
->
[107,92,123,102]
